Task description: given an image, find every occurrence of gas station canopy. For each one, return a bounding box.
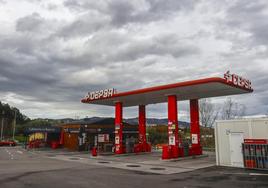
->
[81,76,253,107]
[81,72,253,157]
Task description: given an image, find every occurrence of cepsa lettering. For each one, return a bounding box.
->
[224,71,252,89]
[86,88,116,100]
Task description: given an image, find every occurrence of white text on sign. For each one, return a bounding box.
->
[224,71,252,89]
[86,88,116,100]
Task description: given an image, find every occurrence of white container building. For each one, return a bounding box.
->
[215,118,268,168]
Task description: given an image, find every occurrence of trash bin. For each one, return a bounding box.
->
[51,141,59,149]
[162,145,170,160]
[183,142,189,157]
[146,143,152,152]
[134,144,141,153]
[170,145,179,158]
[91,147,97,157]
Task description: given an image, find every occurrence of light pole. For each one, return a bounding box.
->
[13,110,16,140]
[0,111,4,141]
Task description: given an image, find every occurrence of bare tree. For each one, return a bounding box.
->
[221,98,246,120]
[199,99,219,128]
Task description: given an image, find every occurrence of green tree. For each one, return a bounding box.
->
[0,101,30,137]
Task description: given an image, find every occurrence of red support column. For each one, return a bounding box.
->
[190,99,202,155]
[59,129,64,145]
[115,102,123,154]
[167,95,182,158]
[139,105,146,144]
[136,105,151,152]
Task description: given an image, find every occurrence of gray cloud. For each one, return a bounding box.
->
[45,3,59,10]
[16,13,44,32]
[223,0,268,46]
[63,0,198,26]
[57,12,110,38]
[0,0,267,119]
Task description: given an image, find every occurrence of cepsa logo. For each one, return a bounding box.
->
[85,88,116,100]
[224,71,252,89]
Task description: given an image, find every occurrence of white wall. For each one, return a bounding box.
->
[215,118,268,167]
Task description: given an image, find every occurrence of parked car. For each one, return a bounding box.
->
[0,140,17,146]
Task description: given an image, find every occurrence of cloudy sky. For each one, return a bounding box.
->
[0,0,267,120]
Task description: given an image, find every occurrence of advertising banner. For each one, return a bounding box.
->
[98,134,109,143]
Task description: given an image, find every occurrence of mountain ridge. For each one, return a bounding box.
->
[64,117,190,128]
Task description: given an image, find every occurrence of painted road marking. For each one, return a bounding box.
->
[250,173,268,176]
[17,151,23,154]
[220,172,248,175]
[221,172,268,176]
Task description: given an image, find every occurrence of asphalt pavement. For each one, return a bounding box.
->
[0,147,267,188]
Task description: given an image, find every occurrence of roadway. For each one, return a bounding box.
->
[0,147,267,188]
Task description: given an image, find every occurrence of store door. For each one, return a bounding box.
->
[229,132,244,167]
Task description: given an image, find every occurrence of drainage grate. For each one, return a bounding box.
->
[150,167,166,170]
[126,165,141,168]
[98,161,110,164]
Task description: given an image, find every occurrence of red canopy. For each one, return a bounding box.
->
[81,77,253,107]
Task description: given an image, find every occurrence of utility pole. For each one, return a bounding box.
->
[13,110,16,140]
[0,111,4,141]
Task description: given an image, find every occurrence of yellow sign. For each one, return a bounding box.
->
[29,132,45,141]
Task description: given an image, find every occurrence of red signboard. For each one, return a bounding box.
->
[244,139,268,144]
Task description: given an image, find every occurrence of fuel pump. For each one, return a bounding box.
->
[168,121,180,158]
[168,121,176,146]
[78,126,86,151]
[114,123,123,154]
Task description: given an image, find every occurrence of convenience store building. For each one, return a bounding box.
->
[61,118,138,152]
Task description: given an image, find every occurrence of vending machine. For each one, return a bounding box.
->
[242,139,268,170]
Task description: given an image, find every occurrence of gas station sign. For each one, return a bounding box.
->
[224,71,252,89]
[85,88,116,101]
